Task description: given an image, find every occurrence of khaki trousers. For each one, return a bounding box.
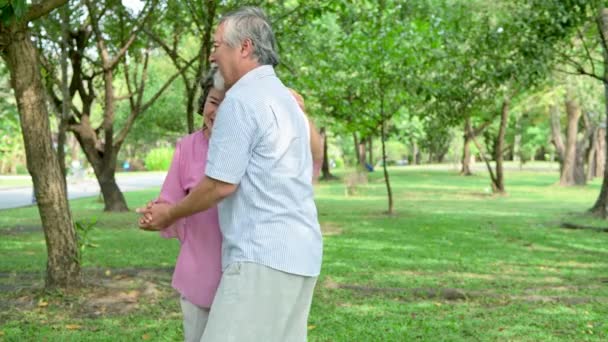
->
[201,262,318,342]
[180,296,210,342]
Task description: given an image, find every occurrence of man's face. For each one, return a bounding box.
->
[210,23,239,89]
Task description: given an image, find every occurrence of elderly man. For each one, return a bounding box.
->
[138,6,322,342]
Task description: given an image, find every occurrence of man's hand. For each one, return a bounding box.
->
[136,202,175,231]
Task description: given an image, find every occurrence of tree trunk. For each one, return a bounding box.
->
[56,3,71,189]
[368,138,373,165]
[411,141,419,165]
[583,110,598,182]
[320,127,335,179]
[186,88,196,134]
[437,151,447,163]
[590,8,608,217]
[574,139,588,185]
[353,132,360,166]
[358,137,367,169]
[471,133,499,190]
[187,0,216,132]
[4,29,80,288]
[69,133,80,162]
[590,112,608,217]
[560,90,582,186]
[461,117,473,175]
[380,98,393,214]
[550,104,566,174]
[587,127,598,180]
[71,122,128,212]
[99,171,127,211]
[493,99,509,193]
[513,114,522,164]
[595,128,606,177]
[56,121,68,181]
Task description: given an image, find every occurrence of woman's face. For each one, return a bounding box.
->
[203,88,226,133]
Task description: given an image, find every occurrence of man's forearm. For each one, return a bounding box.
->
[168,176,235,221]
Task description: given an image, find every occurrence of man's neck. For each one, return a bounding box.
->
[236,60,261,80]
[226,61,262,90]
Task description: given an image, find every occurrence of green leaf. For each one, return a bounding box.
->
[0,4,13,24]
[12,0,26,18]
[0,1,9,8]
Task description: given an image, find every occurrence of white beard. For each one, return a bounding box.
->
[211,63,225,91]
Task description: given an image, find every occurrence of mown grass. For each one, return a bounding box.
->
[0,178,31,189]
[1,167,607,341]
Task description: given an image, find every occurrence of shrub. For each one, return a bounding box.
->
[144,147,173,171]
[15,164,28,175]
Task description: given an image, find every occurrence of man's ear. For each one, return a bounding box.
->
[240,38,254,58]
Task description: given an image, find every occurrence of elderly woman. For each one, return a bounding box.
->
[143,66,323,341]
[154,67,224,342]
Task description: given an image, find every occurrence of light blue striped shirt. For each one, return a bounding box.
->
[205,65,323,277]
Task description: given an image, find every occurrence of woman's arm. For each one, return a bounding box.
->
[288,88,324,180]
[307,118,324,180]
[157,139,187,240]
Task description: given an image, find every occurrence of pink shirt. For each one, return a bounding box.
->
[158,131,222,308]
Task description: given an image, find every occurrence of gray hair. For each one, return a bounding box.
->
[198,65,224,115]
[220,7,279,67]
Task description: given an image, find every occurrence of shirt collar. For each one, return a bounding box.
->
[227,65,275,95]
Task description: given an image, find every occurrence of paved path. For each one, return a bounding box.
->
[0,162,560,210]
[0,172,167,210]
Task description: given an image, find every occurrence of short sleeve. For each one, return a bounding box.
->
[205,96,258,184]
[158,139,187,240]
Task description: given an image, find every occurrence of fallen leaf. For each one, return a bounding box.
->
[307,325,316,330]
[142,333,151,340]
[38,299,48,308]
[65,324,81,330]
[105,269,112,276]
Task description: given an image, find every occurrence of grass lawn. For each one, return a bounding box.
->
[1,167,607,341]
[0,177,31,189]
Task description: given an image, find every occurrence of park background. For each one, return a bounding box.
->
[1,0,608,340]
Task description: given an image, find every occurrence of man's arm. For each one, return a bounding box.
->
[171,176,236,219]
[138,176,237,231]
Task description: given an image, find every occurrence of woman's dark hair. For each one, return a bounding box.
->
[197,66,218,116]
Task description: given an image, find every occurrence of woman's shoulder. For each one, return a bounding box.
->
[177,130,208,149]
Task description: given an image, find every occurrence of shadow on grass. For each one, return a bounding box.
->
[0,267,176,322]
[320,276,608,305]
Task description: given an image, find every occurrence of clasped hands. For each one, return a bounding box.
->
[136,200,176,231]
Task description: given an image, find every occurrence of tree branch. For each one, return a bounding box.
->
[143,27,189,67]
[555,67,607,84]
[578,27,597,77]
[24,0,68,23]
[184,0,204,34]
[140,56,197,113]
[470,132,498,185]
[115,94,134,101]
[113,55,198,149]
[85,0,155,70]
[135,49,151,111]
